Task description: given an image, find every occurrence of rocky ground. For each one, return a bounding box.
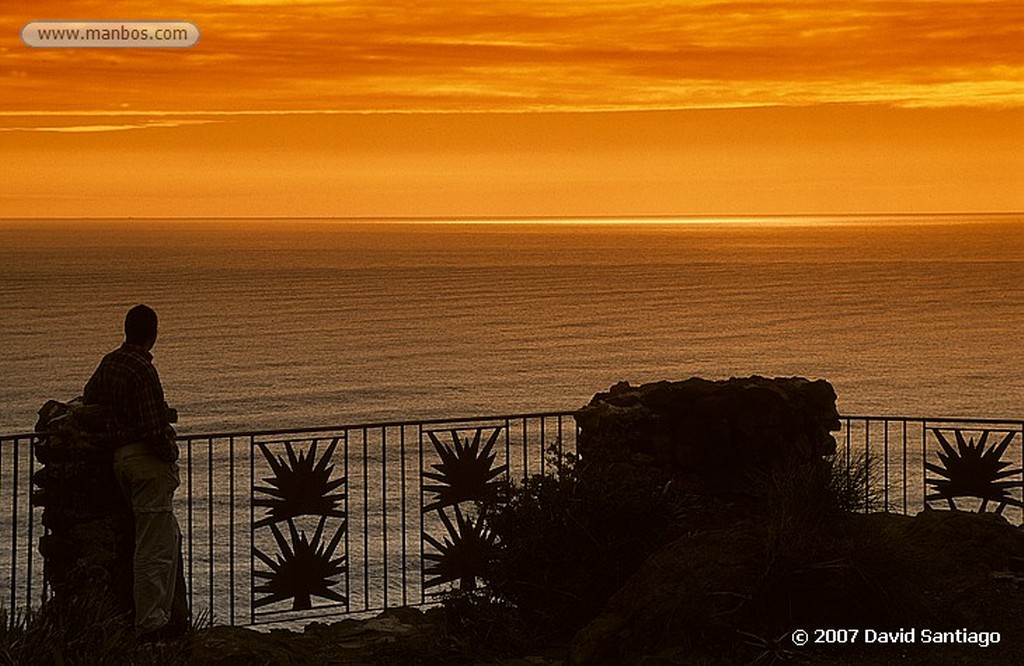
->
[567,508,1024,666]
[147,606,565,665]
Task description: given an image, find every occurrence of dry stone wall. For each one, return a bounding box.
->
[33,399,135,616]
[574,376,841,492]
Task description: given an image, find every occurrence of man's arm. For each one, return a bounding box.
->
[82,359,104,405]
[134,365,178,461]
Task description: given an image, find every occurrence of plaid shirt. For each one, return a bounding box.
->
[84,342,178,461]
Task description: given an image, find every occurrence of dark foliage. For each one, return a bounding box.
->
[440,589,536,662]
[479,449,683,639]
[745,453,933,634]
[0,594,206,665]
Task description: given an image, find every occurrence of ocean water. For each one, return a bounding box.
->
[2,214,1023,622]
[1,214,1022,436]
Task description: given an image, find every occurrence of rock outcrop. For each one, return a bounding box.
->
[569,378,1024,664]
[575,376,841,492]
[569,509,1024,665]
[34,399,135,617]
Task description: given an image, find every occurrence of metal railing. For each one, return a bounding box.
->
[0,411,576,626]
[839,416,1024,522]
[2,412,1022,627]
[0,431,38,622]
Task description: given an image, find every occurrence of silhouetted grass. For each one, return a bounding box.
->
[749,452,931,633]
[756,451,886,569]
[0,598,209,665]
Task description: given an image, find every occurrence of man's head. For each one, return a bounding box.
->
[124,304,158,350]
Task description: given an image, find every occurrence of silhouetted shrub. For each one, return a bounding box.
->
[479,449,683,639]
[438,589,535,662]
[0,591,132,665]
[754,452,885,569]
[747,452,929,632]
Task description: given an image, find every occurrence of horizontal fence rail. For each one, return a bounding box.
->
[2,412,1022,627]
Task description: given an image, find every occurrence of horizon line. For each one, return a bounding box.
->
[2,212,1021,224]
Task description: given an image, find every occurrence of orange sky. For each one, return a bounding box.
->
[2,1,1022,217]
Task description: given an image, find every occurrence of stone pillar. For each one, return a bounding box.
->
[33,399,135,619]
[574,376,842,493]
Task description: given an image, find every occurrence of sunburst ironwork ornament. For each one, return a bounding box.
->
[423,505,496,591]
[925,429,1023,514]
[423,427,507,512]
[254,439,346,528]
[253,516,347,610]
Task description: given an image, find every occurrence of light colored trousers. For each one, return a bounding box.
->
[113,443,181,635]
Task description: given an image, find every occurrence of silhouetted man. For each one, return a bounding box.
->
[84,304,183,640]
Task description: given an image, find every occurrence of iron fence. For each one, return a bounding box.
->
[2,412,1022,627]
[838,416,1024,522]
[0,432,38,622]
[0,411,576,627]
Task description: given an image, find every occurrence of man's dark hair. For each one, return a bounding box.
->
[124,304,158,345]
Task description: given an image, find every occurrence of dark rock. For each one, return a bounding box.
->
[569,380,1023,663]
[568,519,764,666]
[187,626,303,665]
[575,376,841,493]
[34,399,135,618]
[185,608,451,665]
[568,509,1024,665]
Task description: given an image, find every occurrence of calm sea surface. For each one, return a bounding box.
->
[1,215,1021,435]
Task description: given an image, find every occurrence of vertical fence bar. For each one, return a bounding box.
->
[10,437,19,616]
[1,436,6,624]
[522,417,528,478]
[418,424,425,606]
[902,420,908,514]
[249,434,256,625]
[361,427,369,611]
[539,417,545,476]
[343,429,350,613]
[504,418,511,480]
[557,414,564,461]
[229,435,236,625]
[883,420,890,511]
[26,438,35,610]
[400,426,407,607]
[921,421,928,510]
[187,438,194,604]
[844,417,851,485]
[864,420,870,510]
[208,436,214,616]
[381,426,388,609]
